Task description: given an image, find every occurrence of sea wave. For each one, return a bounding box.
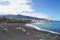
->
[26,24,60,34]
[30,23,44,24]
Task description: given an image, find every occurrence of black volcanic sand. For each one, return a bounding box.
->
[0,23,60,40]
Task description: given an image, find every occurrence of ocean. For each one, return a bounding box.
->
[26,21,60,34]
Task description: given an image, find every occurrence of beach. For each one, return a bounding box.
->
[0,23,60,40]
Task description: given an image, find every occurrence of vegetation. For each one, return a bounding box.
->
[0,16,31,23]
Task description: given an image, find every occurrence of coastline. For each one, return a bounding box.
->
[0,23,60,40]
[26,23,60,35]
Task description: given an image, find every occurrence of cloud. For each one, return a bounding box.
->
[0,0,34,15]
[0,0,51,19]
[20,13,52,20]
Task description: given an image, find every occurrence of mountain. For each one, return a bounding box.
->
[0,15,49,20]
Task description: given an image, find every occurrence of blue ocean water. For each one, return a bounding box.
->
[26,21,60,34]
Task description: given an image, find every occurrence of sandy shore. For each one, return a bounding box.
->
[0,23,60,40]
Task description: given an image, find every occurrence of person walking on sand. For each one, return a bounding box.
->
[17,26,22,30]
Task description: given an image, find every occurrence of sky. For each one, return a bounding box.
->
[0,0,60,21]
[32,0,60,21]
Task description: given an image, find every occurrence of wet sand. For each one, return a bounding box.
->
[0,23,60,40]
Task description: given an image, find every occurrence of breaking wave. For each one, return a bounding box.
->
[26,24,60,34]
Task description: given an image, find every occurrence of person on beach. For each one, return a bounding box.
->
[16,26,30,35]
[17,26,22,30]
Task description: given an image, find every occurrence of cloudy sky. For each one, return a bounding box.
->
[0,0,60,20]
[0,0,34,15]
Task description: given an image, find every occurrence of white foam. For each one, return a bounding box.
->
[30,23,44,24]
[26,24,60,34]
